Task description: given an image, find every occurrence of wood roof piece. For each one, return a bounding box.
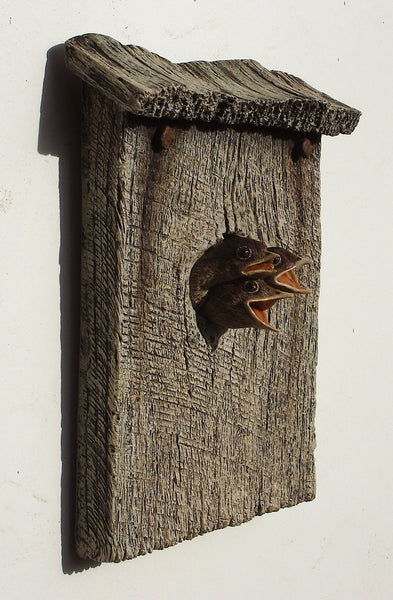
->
[65,33,360,136]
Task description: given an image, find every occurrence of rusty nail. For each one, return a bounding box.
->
[301,137,314,158]
[160,125,176,149]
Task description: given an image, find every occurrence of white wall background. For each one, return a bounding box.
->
[1,1,392,598]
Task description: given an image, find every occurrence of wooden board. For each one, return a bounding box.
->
[66,33,360,136]
[76,86,321,562]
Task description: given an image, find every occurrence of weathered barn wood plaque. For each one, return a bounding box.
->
[65,33,360,563]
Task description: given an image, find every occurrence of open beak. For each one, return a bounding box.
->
[274,258,311,293]
[246,290,292,331]
[241,251,280,275]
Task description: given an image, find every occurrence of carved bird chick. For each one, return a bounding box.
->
[265,247,311,294]
[196,277,292,331]
[189,234,279,307]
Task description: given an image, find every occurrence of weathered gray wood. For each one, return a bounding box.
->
[68,35,361,563]
[65,33,360,136]
[76,85,321,563]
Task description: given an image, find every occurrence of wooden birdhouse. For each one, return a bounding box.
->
[65,33,360,563]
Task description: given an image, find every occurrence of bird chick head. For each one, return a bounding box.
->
[265,247,311,293]
[196,276,292,331]
[200,234,279,283]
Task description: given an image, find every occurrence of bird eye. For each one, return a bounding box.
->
[273,256,282,267]
[236,245,252,260]
[243,280,259,293]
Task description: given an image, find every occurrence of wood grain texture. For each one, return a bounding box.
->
[76,85,321,562]
[65,33,360,136]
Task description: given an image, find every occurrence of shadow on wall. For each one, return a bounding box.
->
[38,44,97,574]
